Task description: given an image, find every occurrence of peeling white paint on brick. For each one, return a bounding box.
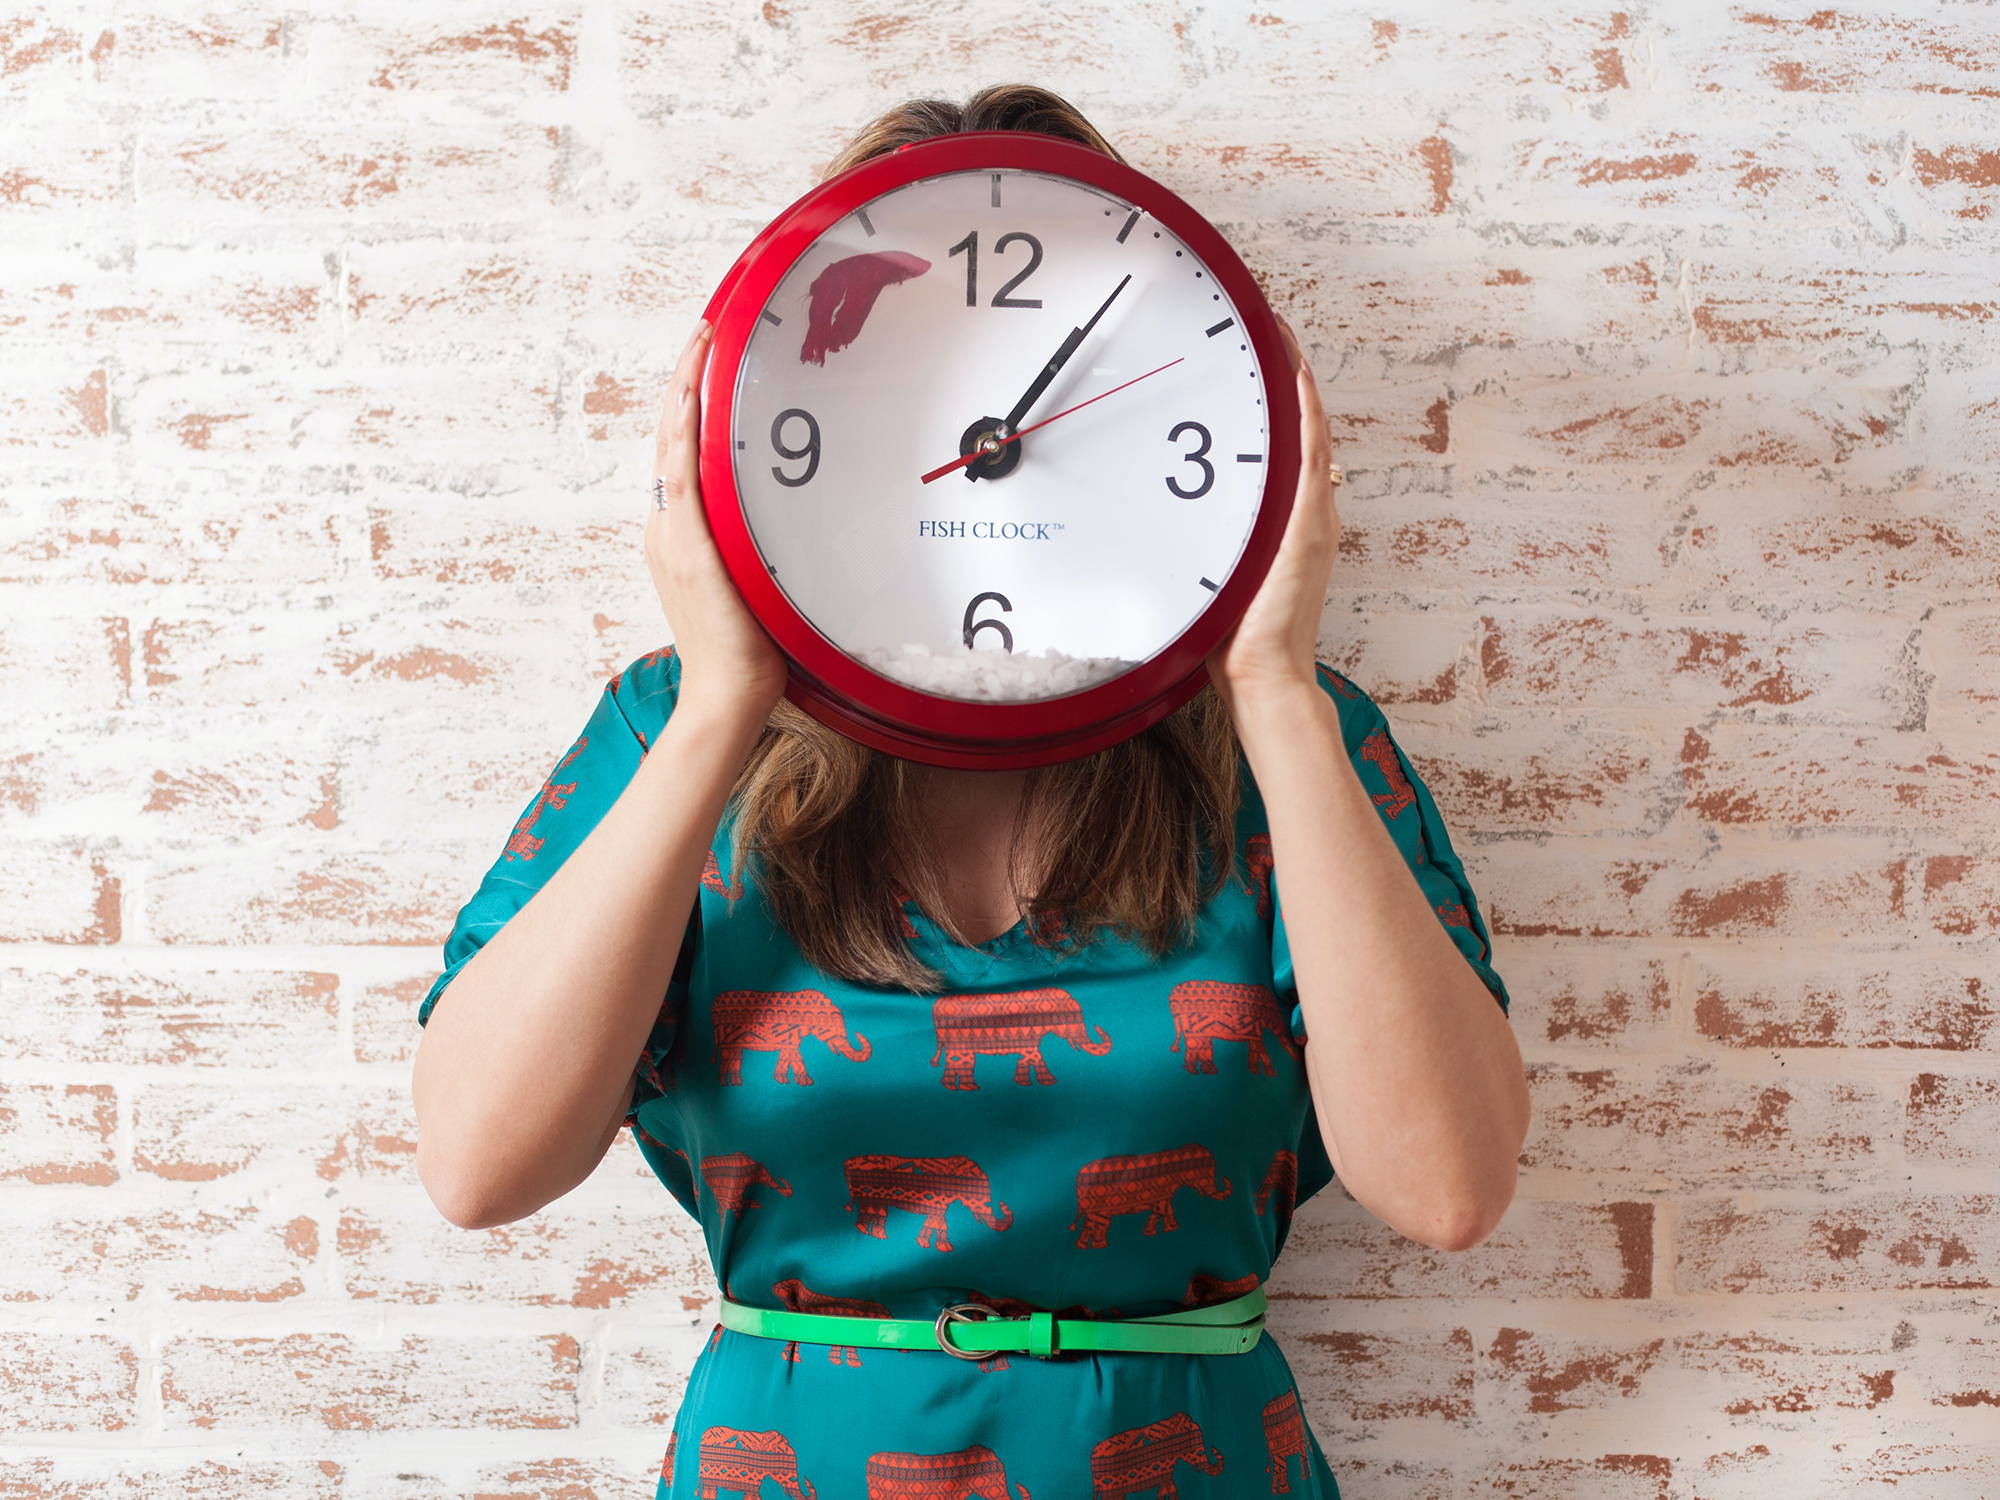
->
[3,0,1998,1492]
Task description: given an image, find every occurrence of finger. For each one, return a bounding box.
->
[1296,362,1331,474]
[675,324,714,434]
[656,321,713,476]
[1274,314,1303,374]
[657,328,715,499]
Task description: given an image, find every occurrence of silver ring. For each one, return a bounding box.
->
[653,476,669,511]
[933,1302,991,1361]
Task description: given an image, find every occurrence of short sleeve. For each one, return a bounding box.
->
[417,647,687,1112]
[1269,665,1510,1031]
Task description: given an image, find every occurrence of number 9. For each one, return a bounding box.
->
[771,409,820,488]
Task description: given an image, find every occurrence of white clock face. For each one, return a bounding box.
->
[730,167,1272,704]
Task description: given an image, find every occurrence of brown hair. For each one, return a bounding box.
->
[731,87,1240,992]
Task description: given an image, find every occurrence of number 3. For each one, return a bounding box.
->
[1166,421,1214,499]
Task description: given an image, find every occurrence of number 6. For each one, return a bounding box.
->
[962,591,1013,652]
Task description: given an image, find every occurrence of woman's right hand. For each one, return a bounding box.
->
[646,321,788,722]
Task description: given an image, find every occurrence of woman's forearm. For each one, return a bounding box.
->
[1234,681,1530,1251]
[412,695,767,1228]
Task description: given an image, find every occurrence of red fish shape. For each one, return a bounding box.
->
[800,251,930,365]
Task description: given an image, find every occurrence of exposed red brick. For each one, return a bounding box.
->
[1274,1197,1653,1299]
[1679,1194,1999,1293]
[133,1084,416,1185]
[149,852,466,946]
[0,1336,136,1432]
[353,973,431,1064]
[0,1457,343,1498]
[1924,854,2000,935]
[364,19,576,92]
[1281,1325,1474,1423]
[160,1334,579,1431]
[0,969,337,1066]
[1523,1067,1883,1180]
[1906,1074,2000,1168]
[1488,1327,1664,1413]
[0,1083,116,1185]
[338,1206,713,1311]
[1695,961,1995,1051]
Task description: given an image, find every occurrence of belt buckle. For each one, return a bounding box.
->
[933,1302,993,1361]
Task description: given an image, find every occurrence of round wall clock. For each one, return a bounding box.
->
[698,132,1299,769]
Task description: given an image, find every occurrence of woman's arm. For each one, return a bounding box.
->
[412,324,787,1229]
[1207,331,1530,1253]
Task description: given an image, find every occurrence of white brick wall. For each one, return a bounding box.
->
[3,2,1998,1494]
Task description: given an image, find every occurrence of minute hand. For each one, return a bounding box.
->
[1000,273,1132,435]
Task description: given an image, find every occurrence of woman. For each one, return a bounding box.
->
[413,86,1528,1499]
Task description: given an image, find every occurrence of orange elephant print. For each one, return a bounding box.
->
[504,735,586,863]
[865,1445,1029,1500]
[844,1155,1012,1252]
[1181,1270,1258,1307]
[1262,1391,1311,1494]
[700,1153,790,1218]
[696,1426,815,1500]
[1090,1412,1223,1500]
[1243,833,1274,918]
[931,988,1111,1089]
[1072,1144,1231,1249]
[702,850,743,899]
[1255,1149,1299,1237]
[1359,729,1416,821]
[771,1277,892,1367]
[1169,982,1300,1076]
[712,989,871,1086]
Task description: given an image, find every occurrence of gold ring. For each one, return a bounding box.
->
[1326,463,1344,487]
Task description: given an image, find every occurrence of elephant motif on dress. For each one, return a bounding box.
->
[1089,1412,1223,1500]
[1072,1144,1231,1250]
[1359,729,1416,820]
[865,1445,1030,1500]
[1168,982,1300,1076]
[771,1277,892,1366]
[662,1430,678,1494]
[701,1152,791,1217]
[702,850,743,899]
[713,989,871,1086]
[504,734,586,864]
[844,1155,1012,1252]
[696,1426,816,1500]
[1255,1149,1298,1237]
[931,988,1111,1089]
[1261,1391,1311,1495]
[1243,834,1274,918]
[1180,1270,1258,1307]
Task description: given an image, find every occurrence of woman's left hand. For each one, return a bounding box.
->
[1205,320,1341,714]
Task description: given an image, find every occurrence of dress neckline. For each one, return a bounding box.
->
[901,895,1029,957]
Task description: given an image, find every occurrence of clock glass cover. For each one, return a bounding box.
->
[727,164,1274,707]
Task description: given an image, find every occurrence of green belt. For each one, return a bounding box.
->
[718,1287,1265,1360]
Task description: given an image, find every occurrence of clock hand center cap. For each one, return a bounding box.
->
[957,415,1021,483]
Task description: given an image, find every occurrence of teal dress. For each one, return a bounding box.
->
[420,649,1508,1500]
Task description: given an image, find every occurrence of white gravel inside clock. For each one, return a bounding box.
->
[858,645,1136,702]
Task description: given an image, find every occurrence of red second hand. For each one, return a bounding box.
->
[919,357,1186,485]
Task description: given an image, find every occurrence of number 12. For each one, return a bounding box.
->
[946,231,1044,309]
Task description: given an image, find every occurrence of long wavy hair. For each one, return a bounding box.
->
[730,85,1241,992]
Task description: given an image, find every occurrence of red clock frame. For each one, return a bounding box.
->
[699,132,1300,769]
